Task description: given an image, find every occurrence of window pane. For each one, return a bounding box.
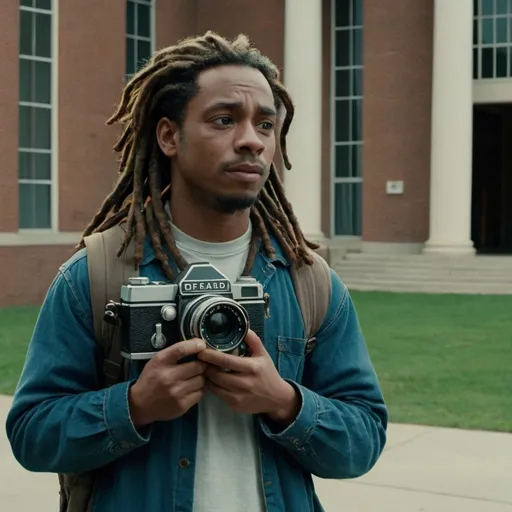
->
[482,0,494,15]
[36,0,52,9]
[352,28,362,66]
[20,10,33,56]
[353,0,363,25]
[482,47,494,77]
[35,12,52,58]
[473,19,479,46]
[19,183,51,229]
[496,47,508,76]
[126,37,135,76]
[351,99,362,141]
[352,144,362,177]
[497,18,508,43]
[137,40,151,69]
[19,106,31,148]
[138,4,151,38]
[334,182,362,236]
[335,0,350,27]
[335,69,350,97]
[35,107,52,148]
[335,100,350,142]
[353,68,362,96]
[474,48,479,79]
[482,18,494,44]
[35,60,51,103]
[127,1,135,35]
[19,59,33,103]
[20,59,51,104]
[335,145,351,177]
[19,106,51,149]
[19,151,51,180]
[497,0,508,14]
[335,29,350,67]
[20,0,33,7]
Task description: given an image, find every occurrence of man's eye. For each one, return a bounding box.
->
[213,116,233,126]
[259,121,274,130]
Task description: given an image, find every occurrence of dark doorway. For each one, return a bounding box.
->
[471,103,512,253]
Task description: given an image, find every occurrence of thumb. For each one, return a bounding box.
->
[243,329,266,357]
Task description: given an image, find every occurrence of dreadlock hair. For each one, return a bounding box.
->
[76,31,320,280]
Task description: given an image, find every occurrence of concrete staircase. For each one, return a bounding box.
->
[331,252,512,294]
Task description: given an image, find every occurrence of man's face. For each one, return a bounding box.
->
[157,64,277,213]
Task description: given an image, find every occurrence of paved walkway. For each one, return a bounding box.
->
[0,395,510,511]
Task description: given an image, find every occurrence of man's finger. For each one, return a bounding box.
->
[198,349,252,372]
[206,366,245,390]
[242,330,266,357]
[157,339,207,364]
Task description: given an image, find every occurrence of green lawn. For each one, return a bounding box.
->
[1,292,511,432]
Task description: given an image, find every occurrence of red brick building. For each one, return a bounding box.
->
[1,0,511,307]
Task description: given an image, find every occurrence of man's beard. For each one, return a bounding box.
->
[213,194,258,214]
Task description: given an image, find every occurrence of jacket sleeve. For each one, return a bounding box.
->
[259,269,388,479]
[5,252,151,474]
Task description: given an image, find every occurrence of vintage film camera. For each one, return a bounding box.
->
[104,262,269,360]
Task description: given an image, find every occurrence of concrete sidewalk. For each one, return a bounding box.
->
[0,395,510,511]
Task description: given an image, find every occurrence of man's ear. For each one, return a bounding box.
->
[156,117,180,158]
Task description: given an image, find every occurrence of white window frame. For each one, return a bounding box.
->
[330,0,364,238]
[126,0,156,78]
[473,0,512,79]
[17,0,59,234]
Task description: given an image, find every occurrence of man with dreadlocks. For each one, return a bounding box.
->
[7,32,387,511]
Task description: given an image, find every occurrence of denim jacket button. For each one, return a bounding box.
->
[179,458,191,469]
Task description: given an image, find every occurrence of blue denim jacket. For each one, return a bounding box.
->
[6,236,387,512]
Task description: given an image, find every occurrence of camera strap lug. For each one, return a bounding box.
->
[104,300,120,325]
[264,293,271,319]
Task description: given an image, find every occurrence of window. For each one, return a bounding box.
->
[332,0,363,236]
[18,0,54,229]
[126,0,154,77]
[473,0,512,78]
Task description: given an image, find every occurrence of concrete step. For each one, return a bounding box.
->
[334,266,512,279]
[330,253,512,294]
[339,255,512,270]
[338,278,512,295]
[333,270,512,284]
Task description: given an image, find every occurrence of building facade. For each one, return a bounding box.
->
[1,0,511,307]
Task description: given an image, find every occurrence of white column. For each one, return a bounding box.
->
[283,0,324,242]
[423,0,475,255]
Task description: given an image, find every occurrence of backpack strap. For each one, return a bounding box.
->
[290,249,332,352]
[83,223,139,387]
[57,225,137,512]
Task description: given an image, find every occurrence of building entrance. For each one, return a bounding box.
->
[471,103,512,253]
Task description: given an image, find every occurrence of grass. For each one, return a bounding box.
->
[350,291,512,433]
[1,292,512,432]
[0,306,40,396]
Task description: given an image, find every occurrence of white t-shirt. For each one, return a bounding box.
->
[169,220,266,512]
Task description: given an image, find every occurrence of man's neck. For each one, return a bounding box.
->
[168,196,250,243]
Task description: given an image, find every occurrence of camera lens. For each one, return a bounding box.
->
[206,311,231,337]
[181,295,248,352]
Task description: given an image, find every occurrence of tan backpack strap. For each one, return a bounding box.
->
[83,224,138,387]
[290,251,332,349]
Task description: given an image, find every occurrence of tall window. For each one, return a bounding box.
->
[126,0,153,77]
[18,0,53,229]
[473,0,512,79]
[332,0,363,236]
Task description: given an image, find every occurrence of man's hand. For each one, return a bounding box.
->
[197,330,301,426]
[129,339,208,428]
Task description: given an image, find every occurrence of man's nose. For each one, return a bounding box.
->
[234,122,266,154]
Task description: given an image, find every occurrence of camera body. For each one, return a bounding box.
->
[110,262,267,360]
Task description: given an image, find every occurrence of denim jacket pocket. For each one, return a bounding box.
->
[277,336,308,382]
